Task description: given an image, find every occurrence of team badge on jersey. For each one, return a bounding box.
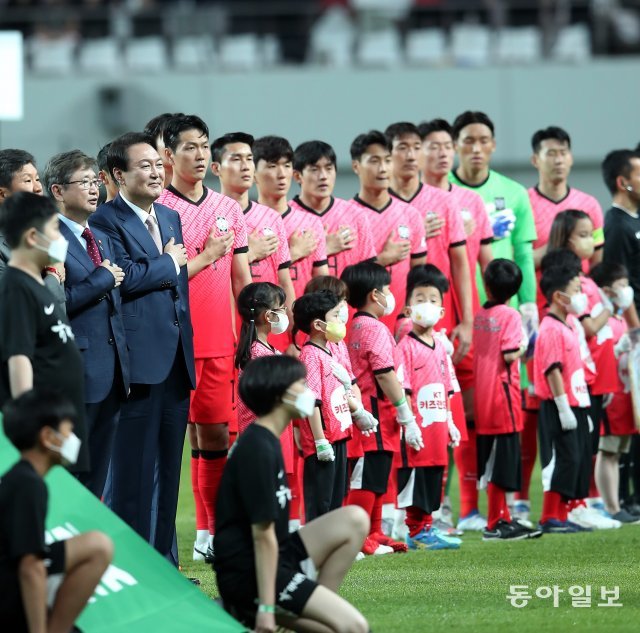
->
[397,224,410,240]
[215,216,230,233]
[262,226,274,236]
[494,197,506,211]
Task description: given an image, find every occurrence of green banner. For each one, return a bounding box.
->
[0,429,246,633]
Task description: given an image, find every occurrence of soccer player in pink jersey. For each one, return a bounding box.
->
[386,121,473,364]
[144,112,183,188]
[157,115,252,562]
[253,136,329,301]
[349,131,427,332]
[530,126,604,271]
[290,140,377,279]
[210,132,295,309]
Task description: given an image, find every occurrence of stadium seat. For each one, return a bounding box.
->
[29,36,76,74]
[405,29,449,66]
[309,6,355,67]
[124,37,169,72]
[78,38,122,73]
[355,28,403,68]
[551,24,592,63]
[219,34,261,70]
[494,27,542,65]
[451,24,492,67]
[172,35,216,71]
[351,0,413,21]
[262,34,282,67]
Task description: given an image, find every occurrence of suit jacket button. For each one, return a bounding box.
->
[174,320,179,326]
[108,337,114,344]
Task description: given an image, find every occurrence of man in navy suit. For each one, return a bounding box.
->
[90,133,195,563]
[42,149,130,498]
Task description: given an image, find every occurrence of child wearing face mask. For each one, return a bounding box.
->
[395,265,463,550]
[293,290,378,522]
[473,260,543,541]
[534,263,594,533]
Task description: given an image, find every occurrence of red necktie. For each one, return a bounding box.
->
[82,227,102,267]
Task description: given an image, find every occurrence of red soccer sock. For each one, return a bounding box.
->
[405,506,428,537]
[347,489,376,522]
[199,449,228,534]
[191,450,207,531]
[454,427,479,516]
[516,410,538,501]
[370,494,383,536]
[487,482,508,529]
[502,494,512,523]
[541,491,565,524]
[288,471,301,521]
[297,451,306,524]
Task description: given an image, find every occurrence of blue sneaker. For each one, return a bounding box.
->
[538,519,580,534]
[407,527,461,550]
[430,525,462,545]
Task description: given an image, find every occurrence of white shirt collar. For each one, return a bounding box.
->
[58,213,88,246]
[612,203,639,218]
[120,193,157,225]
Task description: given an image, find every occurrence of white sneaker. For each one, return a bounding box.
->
[373,544,394,555]
[193,540,207,562]
[568,506,621,530]
[513,500,531,523]
[457,510,488,531]
[355,551,366,562]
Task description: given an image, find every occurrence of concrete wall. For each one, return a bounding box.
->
[3,58,640,206]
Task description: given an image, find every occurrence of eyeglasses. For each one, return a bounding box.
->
[64,179,102,190]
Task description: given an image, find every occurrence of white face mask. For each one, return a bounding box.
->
[565,292,588,316]
[48,431,81,465]
[376,290,396,316]
[338,304,349,324]
[411,302,442,327]
[284,387,316,418]
[614,286,634,310]
[269,311,289,335]
[35,232,68,264]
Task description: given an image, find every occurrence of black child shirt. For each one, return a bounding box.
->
[0,460,48,631]
[0,268,88,471]
[214,423,291,592]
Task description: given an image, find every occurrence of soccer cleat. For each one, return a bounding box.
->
[355,551,366,562]
[513,500,531,523]
[433,517,464,537]
[622,501,640,517]
[538,519,581,534]
[510,520,542,539]
[457,509,488,532]
[568,506,620,530]
[610,509,640,524]
[407,527,461,550]
[193,541,207,562]
[361,536,393,556]
[483,519,527,541]
[204,544,215,564]
[371,532,408,553]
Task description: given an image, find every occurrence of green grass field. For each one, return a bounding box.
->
[176,443,640,632]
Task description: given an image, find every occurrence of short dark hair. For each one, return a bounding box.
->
[43,150,97,198]
[253,135,294,165]
[239,355,306,417]
[0,149,36,189]
[2,389,77,451]
[341,261,391,309]
[293,141,337,173]
[602,149,639,195]
[531,126,572,153]
[589,262,629,288]
[547,209,591,251]
[162,114,209,152]
[292,290,340,335]
[452,111,495,141]
[304,275,348,301]
[106,132,156,179]
[406,264,450,303]
[417,119,453,141]
[350,130,390,161]
[540,248,582,276]
[384,122,421,146]
[483,259,523,304]
[144,112,183,141]
[96,142,111,173]
[211,132,255,164]
[0,192,57,248]
[540,264,580,303]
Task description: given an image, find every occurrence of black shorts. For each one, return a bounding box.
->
[476,432,522,492]
[303,439,348,522]
[396,466,443,514]
[538,400,591,500]
[221,531,318,629]
[588,392,603,455]
[349,450,393,495]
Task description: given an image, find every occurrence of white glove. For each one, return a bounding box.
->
[554,394,577,431]
[519,302,539,338]
[491,208,516,239]
[587,415,594,433]
[597,288,614,315]
[402,418,424,451]
[447,414,461,448]
[331,362,352,392]
[434,330,454,357]
[352,406,378,436]
[315,439,335,462]
[614,333,631,358]
[395,397,413,425]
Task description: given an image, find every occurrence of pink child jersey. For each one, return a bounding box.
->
[297,341,353,458]
[157,186,248,358]
[280,206,328,299]
[236,340,294,473]
[533,313,591,408]
[396,332,453,467]
[473,303,524,435]
[346,312,401,456]
[349,196,427,331]
[289,196,377,279]
[243,200,291,285]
